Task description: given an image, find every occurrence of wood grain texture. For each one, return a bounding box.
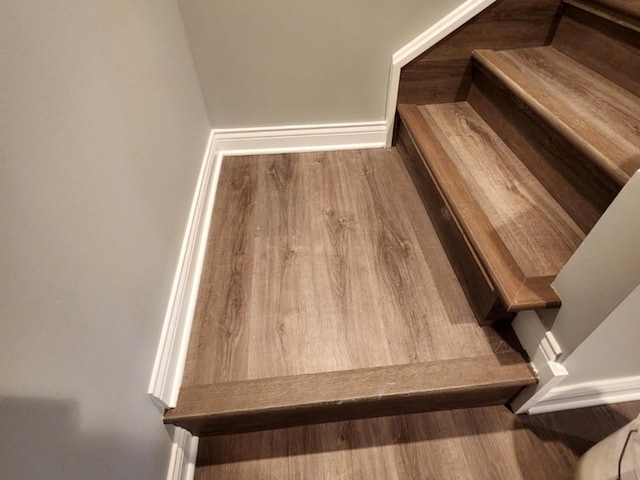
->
[396,121,513,324]
[398,0,563,104]
[181,157,258,385]
[472,46,640,187]
[422,102,585,278]
[553,4,640,97]
[165,353,535,435]
[398,103,569,312]
[182,149,525,387]
[468,61,618,233]
[195,401,640,480]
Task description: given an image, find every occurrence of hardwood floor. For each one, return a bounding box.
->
[182,149,526,387]
[195,400,640,479]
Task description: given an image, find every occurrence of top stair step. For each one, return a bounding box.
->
[472,46,640,188]
[553,0,640,97]
[565,0,640,32]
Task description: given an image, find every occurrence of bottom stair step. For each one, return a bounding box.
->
[397,102,585,320]
[164,352,535,436]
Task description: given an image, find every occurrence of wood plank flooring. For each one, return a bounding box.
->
[195,400,640,480]
[182,149,524,387]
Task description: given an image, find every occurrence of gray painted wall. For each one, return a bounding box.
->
[178,0,464,128]
[0,0,210,478]
[551,171,640,359]
[562,284,640,386]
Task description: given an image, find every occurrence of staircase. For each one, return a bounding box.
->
[164,0,639,439]
[397,0,640,325]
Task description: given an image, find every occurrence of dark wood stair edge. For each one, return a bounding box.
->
[164,353,536,436]
[471,49,630,187]
[396,117,511,324]
[397,104,562,312]
[467,57,618,234]
[564,0,640,33]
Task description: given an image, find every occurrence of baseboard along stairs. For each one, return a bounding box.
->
[162,0,640,441]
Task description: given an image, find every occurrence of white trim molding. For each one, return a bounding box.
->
[166,427,199,480]
[528,376,640,415]
[511,310,569,414]
[148,131,223,409]
[148,121,388,409]
[384,0,496,145]
[211,121,387,156]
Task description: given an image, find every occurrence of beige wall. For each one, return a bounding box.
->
[178,0,464,128]
[0,0,209,478]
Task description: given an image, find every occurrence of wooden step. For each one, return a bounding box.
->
[397,102,585,321]
[564,0,640,33]
[164,352,535,436]
[467,46,637,233]
[472,47,640,189]
[553,1,640,97]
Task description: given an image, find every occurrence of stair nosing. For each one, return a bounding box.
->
[165,353,535,431]
[472,47,632,188]
[398,103,565,311]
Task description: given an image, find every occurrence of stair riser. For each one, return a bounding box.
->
[398,0,564,105]
[167,384,528,436]
[553,4,640,97]
[396,121,514,325]
[468,64,619,234]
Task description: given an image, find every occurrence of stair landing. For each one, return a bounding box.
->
[165,149,535,435]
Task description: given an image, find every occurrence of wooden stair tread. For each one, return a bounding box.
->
[420,102,585,279]
[398,102,582,310]
[473,46,640,187]
[565,0,640,32]
[164,352,535,435]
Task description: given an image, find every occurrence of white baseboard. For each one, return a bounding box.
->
[166,427,199,480]
[148,0,494,410]
[148,121,389,409]
[511,310,568,414]
[211,121,387,156]
[513,311,640,415]
[528,376,640,415]
[148,131,223,409]
[384,0,496,145]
